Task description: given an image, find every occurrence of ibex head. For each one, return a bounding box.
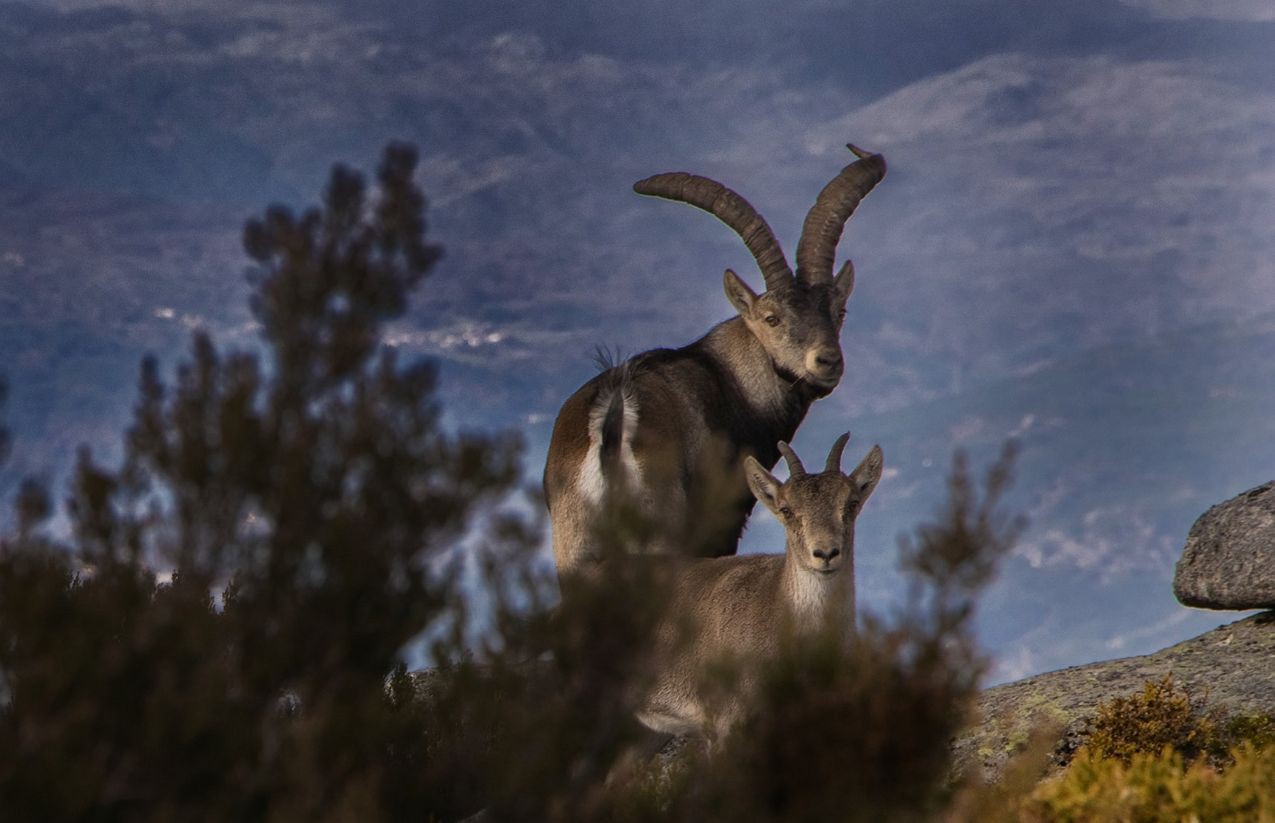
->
[634,145,885,396]
[743,433,883,575]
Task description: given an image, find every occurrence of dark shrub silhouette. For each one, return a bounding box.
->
[1,143,1033,822]
[0,144,527,820]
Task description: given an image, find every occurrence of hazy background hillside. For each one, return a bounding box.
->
[1,0,1273,681]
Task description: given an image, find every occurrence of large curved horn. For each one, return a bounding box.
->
[825,432,851,473]
[795,144,886,284]
[634,172,793,292]
[776,441,806,478]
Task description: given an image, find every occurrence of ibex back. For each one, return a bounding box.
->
[636,434,884,740]
[544,146,886,575]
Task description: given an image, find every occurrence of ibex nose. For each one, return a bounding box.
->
[813,547,841,564]
[809,348,843,375]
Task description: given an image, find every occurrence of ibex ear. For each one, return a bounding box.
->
[849,445,884,502]
[743,455,782,514]
[723,269,758,316]
[833,260,855,305]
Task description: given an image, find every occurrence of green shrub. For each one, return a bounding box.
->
[991,678,1275,821]
[1082,675,1275,774]
[1026,744,1275,822]
[1216,713,1275,757]
[1084,675,1212,765]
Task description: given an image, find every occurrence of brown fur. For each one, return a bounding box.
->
[635,438,884,740]
[546,149,886,578]
[546,274,854,574]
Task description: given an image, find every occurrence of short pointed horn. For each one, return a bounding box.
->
[795,144,886,284]
[634,172,794,292]
[825,432,851,473]
[776,441,806,478]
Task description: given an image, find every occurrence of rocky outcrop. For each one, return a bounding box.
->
[1174,481,1275,610]
[953,611,1275,783]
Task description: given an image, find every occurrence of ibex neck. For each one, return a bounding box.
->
[700,318,809,423]
[780,547,854,630]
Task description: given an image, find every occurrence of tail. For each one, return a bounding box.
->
[598,380,626,474]
[588,363,637,494]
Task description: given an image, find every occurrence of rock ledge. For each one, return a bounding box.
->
[954,611,1275,783]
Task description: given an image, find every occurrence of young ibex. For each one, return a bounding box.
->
[636,433,884,740]
[545,146,886,575]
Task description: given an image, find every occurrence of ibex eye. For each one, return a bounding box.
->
[764,315,781,327]
[779,506,793,518]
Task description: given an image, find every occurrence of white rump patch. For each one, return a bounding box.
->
[578,386,641,504]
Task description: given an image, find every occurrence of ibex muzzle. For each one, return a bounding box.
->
[545,145,886,575]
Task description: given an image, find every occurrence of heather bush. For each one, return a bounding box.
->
[1026,744,1275,822]
[1218,713,1275,754]
[1085,675,1212,765]
[961,678,1275,822]
[1082,675,1275,771]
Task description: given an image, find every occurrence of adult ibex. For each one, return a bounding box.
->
[544,146,886,575]
[636,434,883,740]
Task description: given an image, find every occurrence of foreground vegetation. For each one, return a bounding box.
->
[1017,678,1275,822]
[0,144,1271,821]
